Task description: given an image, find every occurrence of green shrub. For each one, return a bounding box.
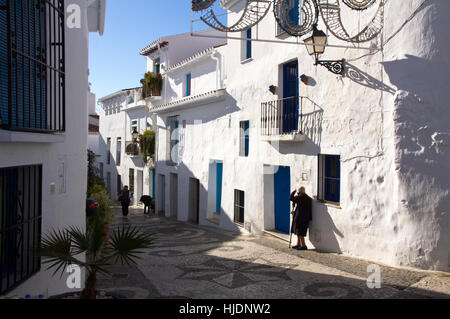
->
[87,185,115,230]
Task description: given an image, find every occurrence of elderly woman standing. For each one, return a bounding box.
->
[289,187,313,250]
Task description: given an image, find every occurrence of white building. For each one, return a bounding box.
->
[97,88,155,205]
[0,0,106,297]
[148,0,450,272]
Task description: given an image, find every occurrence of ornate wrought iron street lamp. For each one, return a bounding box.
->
[304,25,345,75]
[132,128,139,143]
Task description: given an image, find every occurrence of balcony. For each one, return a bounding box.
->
[125,141,140,157]
[261,96,315,142]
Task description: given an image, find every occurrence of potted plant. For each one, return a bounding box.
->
[139,129,155,165]
[37,217,154,299]
[140,72,162,99]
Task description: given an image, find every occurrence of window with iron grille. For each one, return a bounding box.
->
[0,0,65,132]
[234,189,245,225]
[0,165,42,294]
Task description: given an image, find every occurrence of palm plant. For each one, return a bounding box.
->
[37,216,154,299]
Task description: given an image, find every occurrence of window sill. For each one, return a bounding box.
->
[0,130,65,143]
[241,58,254,65]
[317,200,341,209]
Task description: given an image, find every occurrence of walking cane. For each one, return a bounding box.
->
[289,205,295,248]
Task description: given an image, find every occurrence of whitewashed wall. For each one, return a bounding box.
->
[218,0,449,271]
[151,0,450,272]
[0,0,104,297]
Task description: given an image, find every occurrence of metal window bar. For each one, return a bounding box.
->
[0,0,65,133]
[261,95,304,136]
[0,165,42,295]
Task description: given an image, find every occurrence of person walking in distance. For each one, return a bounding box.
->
[289,187,313,250]
[119,185,132,217]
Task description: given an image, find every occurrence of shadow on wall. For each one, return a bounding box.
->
[309,202,344,254]
[345,62,396,95]
[153,159,245,234]
[153,93,242,231]
[96,132,121,201]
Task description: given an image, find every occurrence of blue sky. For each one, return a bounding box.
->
[89,0,193,104]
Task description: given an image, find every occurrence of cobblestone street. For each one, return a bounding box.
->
[97,207,450,299]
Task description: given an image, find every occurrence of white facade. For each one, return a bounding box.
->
[0,0,106,297]
[98,88,155,205]
[148,0,450,272]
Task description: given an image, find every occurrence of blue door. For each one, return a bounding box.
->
[283,60,299,133]
[274,166,291,234]
[216,162,223,213]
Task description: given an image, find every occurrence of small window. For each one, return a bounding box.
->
[131,120,138,133]
[116,138,122,166]
[239,121,250,157]
[106,172,111,194]
[107,138,111,165]
[154,58,161,74]
[318,155,341,204]
[117,174,122,194]
[234,190,245,225]
[186,73,192,97]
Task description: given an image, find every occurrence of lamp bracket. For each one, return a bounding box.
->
[315,59,345,75]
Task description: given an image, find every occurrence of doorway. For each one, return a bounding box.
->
[188,178,200,224]
[137,170,143,206]
[283,60,299,133]
[170,173,178,219]
[274,166,291,234]
[158,174,165,215]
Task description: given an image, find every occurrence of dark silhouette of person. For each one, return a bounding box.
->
[290,186,313,250]
[119,186,132,217]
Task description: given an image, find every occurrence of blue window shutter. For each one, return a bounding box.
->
[246,28,252,59]
[244,121,250,156]
[288,0,300,26]
[186,73,191,96]
[216,162,223,213]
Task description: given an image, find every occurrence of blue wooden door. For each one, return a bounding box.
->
[274,166,291,234]
[283,61,299,133]
[216,162,223,213]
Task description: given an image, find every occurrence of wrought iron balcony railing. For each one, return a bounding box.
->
[262,95,323,143]
[261,95,304,137]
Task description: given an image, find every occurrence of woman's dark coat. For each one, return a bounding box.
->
[289,191,313,231]
[119,190,131,206]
